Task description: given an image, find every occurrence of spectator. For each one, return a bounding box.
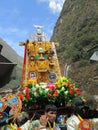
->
[29,104,61,130]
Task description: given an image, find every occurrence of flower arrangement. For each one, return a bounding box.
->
[18,76,82,110]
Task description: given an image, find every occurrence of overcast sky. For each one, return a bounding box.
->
[0,0,65,57]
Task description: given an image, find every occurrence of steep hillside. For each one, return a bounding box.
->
[0,38,23,89]
[51,0,98,95]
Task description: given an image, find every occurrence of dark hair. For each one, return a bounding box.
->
[72,98,90,118]
[45,104,57,112]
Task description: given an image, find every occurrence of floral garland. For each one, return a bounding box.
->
[18,76,83,109]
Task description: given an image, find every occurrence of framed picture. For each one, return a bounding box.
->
[30,72,36,79]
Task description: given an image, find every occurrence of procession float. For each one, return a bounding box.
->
[0,26,97,129]
[18,25,82,110]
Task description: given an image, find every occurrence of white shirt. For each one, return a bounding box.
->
[66,115,80,130]
[20,120,30,130]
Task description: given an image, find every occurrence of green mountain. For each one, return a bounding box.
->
[51,0,98,96]
[0,38,23,90]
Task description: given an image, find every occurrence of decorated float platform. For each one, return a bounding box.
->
[0,26,98,129]
[17,25,82,114]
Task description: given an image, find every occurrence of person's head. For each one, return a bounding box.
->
[73,98,90,118]
[45,104,57,122]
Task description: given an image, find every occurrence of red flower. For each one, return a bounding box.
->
[75,87,80,91]
[18,94,25,101]
[25,87,30,93]
[77,91,81,96]
[26,94,30,99]
[48,93,52,97]
[69,89,74,95]
[53,90,58,97]
[66,82,71,87]
[70,85,74,89]
[49,85,55,90]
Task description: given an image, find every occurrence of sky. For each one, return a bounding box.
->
[0,0,65,57]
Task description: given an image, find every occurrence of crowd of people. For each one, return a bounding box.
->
[0,98,98,129]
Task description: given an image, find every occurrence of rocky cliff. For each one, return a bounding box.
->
[51,0,98,96]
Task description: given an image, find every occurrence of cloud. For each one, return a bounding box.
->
[38,0,65,13]
[49,0,65,13]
